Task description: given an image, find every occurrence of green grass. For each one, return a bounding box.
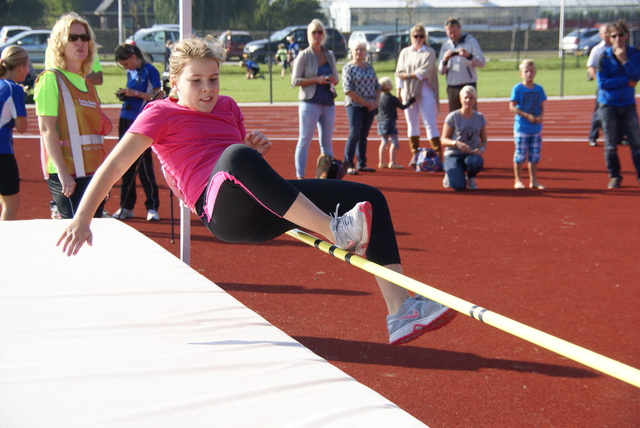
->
[95,52,596,104]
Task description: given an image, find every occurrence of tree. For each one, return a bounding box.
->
[40,0,83,26]
[253,0,325,31]
[0,0,45,27]
[154,0,178,25]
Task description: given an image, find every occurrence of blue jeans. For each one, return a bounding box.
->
[344,105,376,169]
[599,104,640,178]
[295,101,335,178]
[444,154,484,191]
[588,96,601,142]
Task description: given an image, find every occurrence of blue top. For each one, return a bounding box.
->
[0,79,27,155]
[306,62,334,106]
[245,60,259,71]
[510,82,546,134]
[597,45,640,107]
[121,62,161,120]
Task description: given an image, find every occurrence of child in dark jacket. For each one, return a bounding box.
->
[376,77,415,169]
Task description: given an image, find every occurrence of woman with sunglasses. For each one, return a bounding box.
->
[395,23,441,167]
[34,12,111,219]
[111,43,163,221]
[291,19,339,179]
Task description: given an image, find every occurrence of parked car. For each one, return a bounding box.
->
[424,27,448,45]
[576,30,603,56]
[126,24,180,63]
[243,26,347,63]
[562,28,599,54]
[0,25,31,43]
[218,30,253,60]
[348,30,381,51]
[369,31,442,62]
[0,29,51,64]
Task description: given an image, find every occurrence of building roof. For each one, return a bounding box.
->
[328,0,638,8]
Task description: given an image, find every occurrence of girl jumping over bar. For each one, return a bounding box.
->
[57,35,456,345]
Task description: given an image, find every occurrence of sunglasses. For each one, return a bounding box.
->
[312,30,323,35]
[412,34,425,39]
[446,19,459,26]
[610,33,625,39]
[68,33,91,42]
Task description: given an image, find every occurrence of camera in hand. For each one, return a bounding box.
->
[116,89,128,102]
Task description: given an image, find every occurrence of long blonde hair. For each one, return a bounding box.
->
[0,46,29,77]
[168,35,226,99]
[48,12,97,76]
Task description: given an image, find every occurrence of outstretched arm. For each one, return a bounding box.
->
[58,133,153,256]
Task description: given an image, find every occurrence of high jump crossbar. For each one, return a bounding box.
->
[285,228,640,389]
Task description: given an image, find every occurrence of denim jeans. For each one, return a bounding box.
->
[599,104,640,178]
[295,101,335,178]
[344,105,376,169]
[444,154,484,191]
[588,98,601,142]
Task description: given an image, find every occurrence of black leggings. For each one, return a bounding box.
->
[195,144,400,266]
[47,174,105,219]
[118,117,160,211]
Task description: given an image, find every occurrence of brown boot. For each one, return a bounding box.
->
[429,136,442,160]
[409,136,420,166]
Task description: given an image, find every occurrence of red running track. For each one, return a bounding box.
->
[12,98,640,427]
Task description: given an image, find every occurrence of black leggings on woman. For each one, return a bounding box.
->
[194,144,400,266]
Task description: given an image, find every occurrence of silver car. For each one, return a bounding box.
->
[0,25,31,43]
[125,24,180,63]
[0,29,50,64]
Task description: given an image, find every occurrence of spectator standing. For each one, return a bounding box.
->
[440,85,487,191]
[438,17,486,112]
[596,19,640,189]
[509,59,547,190]
[586,24,611,147]
[395,23,441,166]
[34,12,111,219]
[276,43,288,78]
[0,46,30,220]
[291,19,339,179]
[376,76,415,169]
[112,43,163,221]
[287,35,300,70]
[342,41,381,174]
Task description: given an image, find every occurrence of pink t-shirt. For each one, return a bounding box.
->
[128,95,246,209]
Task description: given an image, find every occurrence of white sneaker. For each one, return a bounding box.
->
[112,208,134,219]
[146,209,160,221]
[442,174,450,188]
[467,177,477,190]
[387,296,457,345]
[329,202,372,256]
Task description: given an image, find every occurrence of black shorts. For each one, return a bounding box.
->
[0,154,20,196]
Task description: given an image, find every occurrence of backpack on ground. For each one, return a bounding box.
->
[316,153,347,179]
[414,148,443,172]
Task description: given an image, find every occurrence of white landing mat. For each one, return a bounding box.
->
[0,219,425,427]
